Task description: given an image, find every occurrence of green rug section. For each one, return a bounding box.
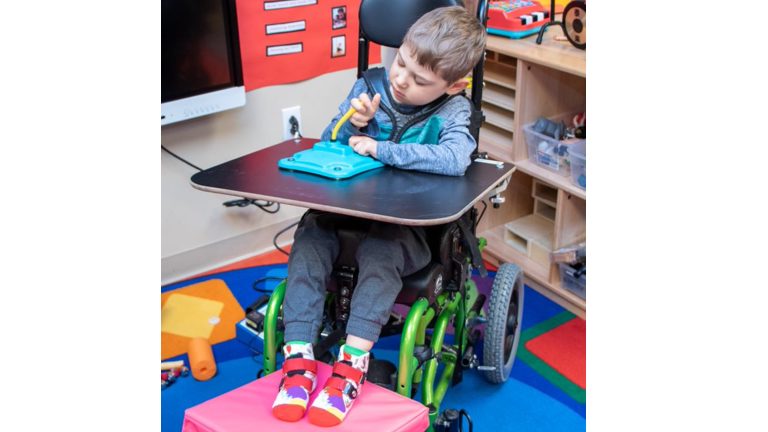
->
[518,311,586,404]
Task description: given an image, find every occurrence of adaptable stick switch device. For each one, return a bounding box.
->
[278,107,384,180]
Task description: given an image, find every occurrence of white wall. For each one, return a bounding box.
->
[161,68,359,284]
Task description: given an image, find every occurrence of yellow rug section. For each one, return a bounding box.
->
[161,279,245,360]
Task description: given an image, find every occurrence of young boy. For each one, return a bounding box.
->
[272,5,486,427]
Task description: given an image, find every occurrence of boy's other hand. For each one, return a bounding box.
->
[349,136,378,158]
[349,93,381,128]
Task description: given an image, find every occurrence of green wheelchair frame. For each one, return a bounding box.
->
[261,226,524,429]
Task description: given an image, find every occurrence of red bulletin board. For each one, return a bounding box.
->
[237,0,381,91]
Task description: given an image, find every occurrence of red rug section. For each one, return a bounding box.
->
[193,246,291,279]
[526,317,586,389]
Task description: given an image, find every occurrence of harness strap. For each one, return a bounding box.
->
[456,217,487,277]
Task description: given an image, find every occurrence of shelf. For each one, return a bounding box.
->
[482,104,514,132]
[482,32,586,318]
[504,214,554,267]
[482,225,550,285]
[484,61,516,90]
[478,124,513,162]
[485,30,585,78]
[478,139,510,163]
[481,225,586,317]
[483,83,515,111]
[514,159,586,200]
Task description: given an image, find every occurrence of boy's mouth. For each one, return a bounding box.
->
[390,85,406,103]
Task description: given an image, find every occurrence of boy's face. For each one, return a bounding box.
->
[388,46,467,106]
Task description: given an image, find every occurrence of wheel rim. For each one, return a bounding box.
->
[503,285,520,364]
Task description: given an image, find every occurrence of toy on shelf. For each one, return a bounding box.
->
[536,0,586,50]
[522,112,585,177]
[562,1,586,49]
[487,1,550,40]
[551,242,586,299]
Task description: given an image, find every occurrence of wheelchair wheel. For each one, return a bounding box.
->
[482,263,524,384]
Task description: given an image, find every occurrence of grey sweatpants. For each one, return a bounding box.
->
[283,210,431,343]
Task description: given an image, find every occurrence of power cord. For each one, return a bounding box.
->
[252,276,286,293]
[162,145,284,214]
[223,198,282,214]
[477,200,488,227]
[273,221,299,256]
[162,145,203,171]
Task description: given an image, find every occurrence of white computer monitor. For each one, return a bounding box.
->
[161,0,246,126]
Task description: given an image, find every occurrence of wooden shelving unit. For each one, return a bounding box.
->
[477,27,587,318]
[482,104,515,132]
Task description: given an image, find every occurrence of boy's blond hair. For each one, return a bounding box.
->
[402,5,487,84]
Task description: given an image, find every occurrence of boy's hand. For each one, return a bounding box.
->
[349,136,378,158]
[349,93,381,128]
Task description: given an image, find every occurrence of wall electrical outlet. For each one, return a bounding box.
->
[281,106,302,140]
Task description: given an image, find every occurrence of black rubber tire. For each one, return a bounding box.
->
[482,263,524,384]
[563,1,586,50]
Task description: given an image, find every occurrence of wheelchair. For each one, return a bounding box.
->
[259,0,525,427]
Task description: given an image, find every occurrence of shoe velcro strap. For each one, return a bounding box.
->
[282,374,313,391]
[332,361,364,383]
[325,376,359,399]
[282,357,317,374]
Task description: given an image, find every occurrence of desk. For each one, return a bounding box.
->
[191,138,515,226]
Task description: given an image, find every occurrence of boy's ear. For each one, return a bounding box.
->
[445,78,469,95]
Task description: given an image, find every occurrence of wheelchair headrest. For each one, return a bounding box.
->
[359,0,464,48]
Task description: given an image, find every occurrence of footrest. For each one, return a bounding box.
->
[182,361,428,432]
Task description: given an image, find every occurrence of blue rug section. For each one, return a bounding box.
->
[161,263,586,431]
[369,348,584,431]
[161,357,262,432]
[511,356,587,418]
[519,286,571,331]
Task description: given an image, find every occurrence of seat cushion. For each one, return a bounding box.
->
[395,262,444,305]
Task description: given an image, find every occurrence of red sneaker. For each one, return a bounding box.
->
[272,343,318,422]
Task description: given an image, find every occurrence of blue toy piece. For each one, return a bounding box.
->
[277,140,384,180]
[487,27,542,39]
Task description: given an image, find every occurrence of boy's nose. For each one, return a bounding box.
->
[394,73,407,88]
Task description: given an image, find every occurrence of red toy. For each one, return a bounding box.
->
[487,1,550,39]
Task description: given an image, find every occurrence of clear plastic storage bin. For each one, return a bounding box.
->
[569,140,586,190]
[522,113,584,177]
[559,262,586,300]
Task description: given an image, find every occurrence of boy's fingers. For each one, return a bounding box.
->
[358,93,371,107]
[357,93,372,113]
[349,114,368,128]
[371,93,381,110]
[350,98,364,112]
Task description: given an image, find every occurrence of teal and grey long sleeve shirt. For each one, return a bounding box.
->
[320,67,476,177]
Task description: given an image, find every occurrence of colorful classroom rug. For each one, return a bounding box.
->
[519,311,586,403]
[161,279,245,360]
[161,252,586,431]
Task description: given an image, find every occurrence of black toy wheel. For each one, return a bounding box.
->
[482,263,524,384]
[563,1,586,50]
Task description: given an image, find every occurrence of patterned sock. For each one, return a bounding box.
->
[272,341,317,422]
[307,344,370,427]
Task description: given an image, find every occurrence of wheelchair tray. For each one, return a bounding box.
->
[191,138,515,226]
